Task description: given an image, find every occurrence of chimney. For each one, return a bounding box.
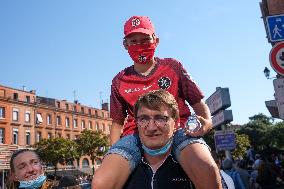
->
[102,102,109,111]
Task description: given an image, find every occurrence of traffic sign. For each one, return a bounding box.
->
[212,110,233,128]
[269,42,284,76]
[205,87,231,116]
[266,14,284,42]
[214,130,236,151]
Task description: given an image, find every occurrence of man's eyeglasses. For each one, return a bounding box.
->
[136,115,170,128]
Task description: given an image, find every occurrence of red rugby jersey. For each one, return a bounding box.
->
[110,57,204,136]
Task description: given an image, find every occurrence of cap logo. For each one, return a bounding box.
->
[131,18,141,27]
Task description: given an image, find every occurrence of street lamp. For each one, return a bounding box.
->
[263,67,277,79]
[264,67,271,79]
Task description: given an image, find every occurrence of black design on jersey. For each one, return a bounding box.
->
[158,77,171,89]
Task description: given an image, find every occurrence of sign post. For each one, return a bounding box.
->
[206,87,234,159]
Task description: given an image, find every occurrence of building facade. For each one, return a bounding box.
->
[0,84,112,185]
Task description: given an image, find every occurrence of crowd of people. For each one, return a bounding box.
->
[213,148,284,189]
[5,14,284,189]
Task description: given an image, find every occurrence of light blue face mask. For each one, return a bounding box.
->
[142,139,172,156]
[19,174,46,189]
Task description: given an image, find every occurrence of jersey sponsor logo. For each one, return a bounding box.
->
[172,177,188,182]
[158,77,171,89]
[131,18,140,27]
[124,85,153,94]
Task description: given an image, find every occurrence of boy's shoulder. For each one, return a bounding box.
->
[112,65,134,82]
[157,57,182,66]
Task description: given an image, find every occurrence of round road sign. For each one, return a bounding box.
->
[270,42,284,76]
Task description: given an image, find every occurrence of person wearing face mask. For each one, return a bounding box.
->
[93,16,221,189]
[123,90,195,189]
[7,149,53,189]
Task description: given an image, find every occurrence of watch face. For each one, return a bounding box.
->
[158,77,171,89]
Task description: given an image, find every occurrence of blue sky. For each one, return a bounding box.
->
[0,0,275,124]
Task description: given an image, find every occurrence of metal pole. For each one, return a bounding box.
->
[2,169,4,189]
[221,124,232,160]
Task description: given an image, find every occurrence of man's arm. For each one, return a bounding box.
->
[110,120,124,145]
[189,100,212,136]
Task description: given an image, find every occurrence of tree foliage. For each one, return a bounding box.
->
[237,113,274,151]
[75,129,109,175]
[33,137,79,175]
[231,134,250,159]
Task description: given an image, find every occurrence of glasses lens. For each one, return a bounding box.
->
[137,115,169,127]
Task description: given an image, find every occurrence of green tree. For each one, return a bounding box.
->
[33,137,79,175]
[231,133,250,159]
[270,121,284,148]
[238,113,273,151]
[75,129,109,175]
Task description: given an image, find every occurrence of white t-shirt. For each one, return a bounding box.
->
[220,170,235,189]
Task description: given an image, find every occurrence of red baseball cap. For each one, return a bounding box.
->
[124,16,155,37]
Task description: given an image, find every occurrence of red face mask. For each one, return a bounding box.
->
[127,43,157,64]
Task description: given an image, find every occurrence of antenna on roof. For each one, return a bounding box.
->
[73,90,77,103]
[99,91,102,105]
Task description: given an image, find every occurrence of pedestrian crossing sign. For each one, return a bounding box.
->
[267,14,284,42]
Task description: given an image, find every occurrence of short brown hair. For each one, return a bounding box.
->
[134,90,179,120]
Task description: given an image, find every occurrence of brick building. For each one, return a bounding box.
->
[0,84,112,185]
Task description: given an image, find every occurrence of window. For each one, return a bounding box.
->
[65,104,69,111]
[56,116,61,125]
[13,129,18,144]
[12,108,19,121]
[0,89,5,98]
[47,114,52,125]
[102,123,106,131]
[0,107,5,118]
[36,113,43,124]
[96,122,100,130]
[47,132,52,139]
[73,106,77,112]
[73,119,78,128]
[81,120,85,129]
[82,158,89,168]
[66,117,70,128]
[89,121,92,130]
[81,107,84,114]
[102,112,105,118]
[96,159,102,168]
[25,96,30,103]
[57,133,61,138]
[26,130,31,145]
[36,132,41,142]
[57,102,60,108]
[0,128,4,143]
[88,109,92,115]
[66,134,70,139]
[25,111,31,122]
[13,93,18,100]
[95,110,98,117]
